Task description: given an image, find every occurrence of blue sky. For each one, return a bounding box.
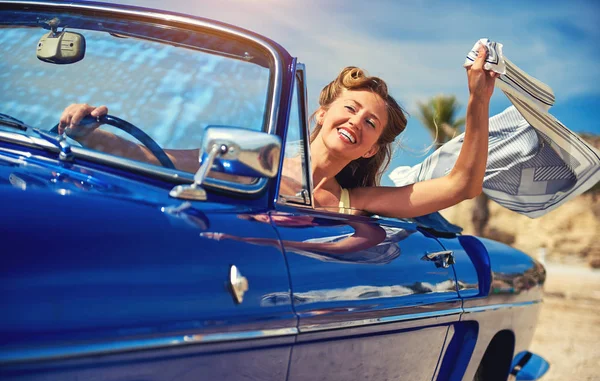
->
[114,0,599,185]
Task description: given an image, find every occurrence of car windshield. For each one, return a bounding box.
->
[0,7,273,173]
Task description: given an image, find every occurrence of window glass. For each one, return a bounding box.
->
[279,74,309,204]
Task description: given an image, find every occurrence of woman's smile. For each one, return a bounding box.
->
[337,127,357,144]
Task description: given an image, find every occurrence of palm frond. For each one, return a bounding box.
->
[416,94,465,146]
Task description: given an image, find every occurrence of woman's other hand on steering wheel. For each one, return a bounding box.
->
[467,45,498,102]
[58,104,108,138]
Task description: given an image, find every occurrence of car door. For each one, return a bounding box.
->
[0,191,295,381]
[275,64,461,381]
[272,207,462,381]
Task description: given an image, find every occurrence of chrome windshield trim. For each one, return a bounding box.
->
[299,308,463,333]
[1,327,298,365]
[462,300,541,314]
[0,1,284,194]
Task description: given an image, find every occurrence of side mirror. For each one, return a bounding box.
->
[37,30,86,64]
[170,127,281,201]
[200,126,281,178]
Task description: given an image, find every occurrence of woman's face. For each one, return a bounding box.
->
[317,89,388,160]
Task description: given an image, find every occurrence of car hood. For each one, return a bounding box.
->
[0,146,175,205]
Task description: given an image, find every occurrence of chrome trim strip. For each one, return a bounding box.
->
[299,300,542,333]
[299,308,463,333]
[462,300,541,314]
[1,327,298,365]
[0,1,284,195]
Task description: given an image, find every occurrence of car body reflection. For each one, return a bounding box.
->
[202,213,417,265]
[260,279,458,307]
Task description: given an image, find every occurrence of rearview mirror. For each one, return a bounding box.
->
[37,30,86,64]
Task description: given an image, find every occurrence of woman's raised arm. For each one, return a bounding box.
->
[351,45,497,219]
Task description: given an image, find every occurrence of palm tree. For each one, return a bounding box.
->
[417,95,465,148]
[417,94,489,237]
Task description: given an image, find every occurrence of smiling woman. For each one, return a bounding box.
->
[298,59,496,217]
[309,67,406,190]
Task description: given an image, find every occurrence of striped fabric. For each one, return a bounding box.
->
[389,39,600,218]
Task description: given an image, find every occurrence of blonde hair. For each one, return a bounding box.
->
[310,66,407,188]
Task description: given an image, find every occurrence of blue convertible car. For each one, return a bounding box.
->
[0,1,549,380]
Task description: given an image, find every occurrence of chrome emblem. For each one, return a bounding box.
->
[229,265,249,304]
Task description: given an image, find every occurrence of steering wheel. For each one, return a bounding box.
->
[51,115,176,170]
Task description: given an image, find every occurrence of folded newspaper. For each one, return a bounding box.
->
[389,38,600,218]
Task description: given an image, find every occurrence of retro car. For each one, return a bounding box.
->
[0,1,549,380]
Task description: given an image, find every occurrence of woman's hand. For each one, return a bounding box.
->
[58,103,108,138]
[466,45,498,101]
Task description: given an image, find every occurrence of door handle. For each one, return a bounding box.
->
[422,250,455,268]
[229,265,249,304]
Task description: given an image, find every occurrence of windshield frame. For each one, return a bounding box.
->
[0,0,286,194]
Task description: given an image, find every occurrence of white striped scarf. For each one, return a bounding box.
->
[389,39,600,218]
